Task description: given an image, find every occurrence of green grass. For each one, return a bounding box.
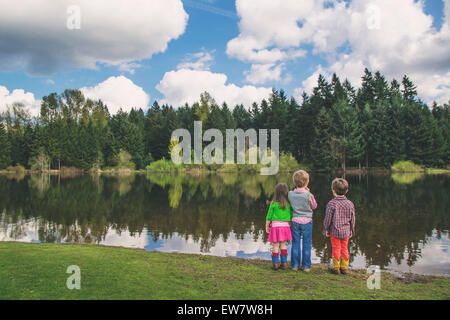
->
[145,152,310,174]
[425,168,450,174]
[391,161,424,173]
[146,158,187,173]
[1,242,449,300]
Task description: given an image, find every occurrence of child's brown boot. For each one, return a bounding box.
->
[272,263,280,270]
[340,257,350,275]
[331,257,341,275]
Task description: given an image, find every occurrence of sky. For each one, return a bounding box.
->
[0,0,449,116]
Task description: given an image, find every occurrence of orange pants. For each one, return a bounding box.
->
[330,234,349,261]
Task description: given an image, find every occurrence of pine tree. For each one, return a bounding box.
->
[220,103,236,131]
[374,71,389,102]
[401,75,418,102]
[332,73,346,103]
[232,104,252,130]
[343,79,357,106]
[310,109,335,170]
[357,68,376,112]
[312,74,334,110]
[0,123,11,169]
[285,97,301,160]
[331,99,365,170]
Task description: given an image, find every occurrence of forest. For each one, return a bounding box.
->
[0,68,449,171]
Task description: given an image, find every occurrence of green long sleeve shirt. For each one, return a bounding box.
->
[266,201,292,222]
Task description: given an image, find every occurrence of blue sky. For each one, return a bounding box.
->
[0,0,449,115]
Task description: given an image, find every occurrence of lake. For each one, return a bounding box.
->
[0,172,449,276]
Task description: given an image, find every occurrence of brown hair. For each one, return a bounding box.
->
[332,178,349,196]
[272,183,289,210]
[293,170,309,188]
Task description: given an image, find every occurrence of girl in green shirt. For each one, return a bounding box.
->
[265,183,293,270]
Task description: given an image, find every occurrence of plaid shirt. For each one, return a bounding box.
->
[322,196,355,239]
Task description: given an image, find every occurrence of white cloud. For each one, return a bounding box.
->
[0,0,188,75]
[231,0,450,104]
[117,62,142,75]
[80,76,150,114]
[177,50,215,71]
[326,0,450,104]
[156,68,271,108]
[228,0,316,57]
[244,63,285,85]
[293,65,332,101]
[226,0,314,84]
[0,85,41,117]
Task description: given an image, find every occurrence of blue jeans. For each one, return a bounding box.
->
[291,222,312,269]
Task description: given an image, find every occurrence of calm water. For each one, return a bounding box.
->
[0,172,449,276]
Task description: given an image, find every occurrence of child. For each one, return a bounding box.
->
[322,178,356,275]
[265,183,292,270]
[289,170,317,272]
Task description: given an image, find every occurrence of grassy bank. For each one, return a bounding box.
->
[390,160,450,174]
[0,242,448,300]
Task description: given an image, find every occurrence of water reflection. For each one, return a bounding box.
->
[391,172,425,185]
[0,172,448,275]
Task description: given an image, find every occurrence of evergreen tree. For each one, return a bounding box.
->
[331,99,365,170]
[232,104,252,130]
[310,109,335,170]
[0,123,11,169]
[357,68,376,111]
[402,75,418,102]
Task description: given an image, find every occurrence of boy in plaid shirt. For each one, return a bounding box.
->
[323,178,355,275]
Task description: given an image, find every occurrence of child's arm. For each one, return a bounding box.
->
[265,220,271,234]
[322,202,333,237]
[350,204,356,238]
[309,193,318,210]
[265,203,274,233]
[289,204,292,227]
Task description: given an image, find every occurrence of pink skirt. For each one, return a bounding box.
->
[268,221,292,243]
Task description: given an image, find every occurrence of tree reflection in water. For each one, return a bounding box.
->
[0,172,448,273]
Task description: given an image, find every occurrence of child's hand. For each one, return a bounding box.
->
[325,231,330,237]
[266,226,270,234]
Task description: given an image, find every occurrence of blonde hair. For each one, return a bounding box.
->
[293,170,309,188]
[332,178,349,196]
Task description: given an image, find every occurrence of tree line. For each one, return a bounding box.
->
[0,68,448,171]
